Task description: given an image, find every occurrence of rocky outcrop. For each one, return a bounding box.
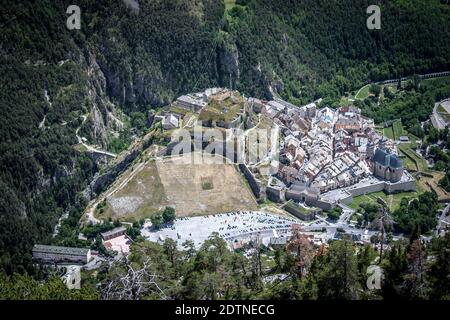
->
[74,52,126,149]
[217,32,240,89]
[83,148,140,201]
[96,60,167,107]
[219,44,239,80]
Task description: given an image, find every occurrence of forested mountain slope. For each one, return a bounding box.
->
[230,0,450,103]
[0,0,450,274]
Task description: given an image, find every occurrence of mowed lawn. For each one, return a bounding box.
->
[397,144,428,172]
[392,120,406,140]
[355,84,371,100]
[383,126,395,140]
[398,151,418,171]
[383,120,406,141]
[349,190,418,212]
[224,0,236,10]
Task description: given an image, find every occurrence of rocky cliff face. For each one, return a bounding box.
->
[218,33,241,89]
[85,148,140,200]
[74,51,126,149]
[97,59,166,107]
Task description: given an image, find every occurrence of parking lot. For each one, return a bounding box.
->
[141,211,300,249]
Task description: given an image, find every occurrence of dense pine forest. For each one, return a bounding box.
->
[229,0,450,103]
[0,0,450,299]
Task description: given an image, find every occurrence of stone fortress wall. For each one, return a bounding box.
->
[332,172,416,206]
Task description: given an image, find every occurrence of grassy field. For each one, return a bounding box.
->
[437,104,447,113]
[392,120,406,140]
[383,119,406,141]
[169,104,191,116]
[349,190,418,212]
[436,103,450,122]
[198,91,243,123]
[224,0,236,10]
[355,84,371,100]
[98,160,166,221]
[258,202,296,219]
[398,151,418,171]
[73,143,89,152]
[397,144,428,172]
[383,126,395,140]
[98,153,257,221]
[284,201,316,220]
[285,201,315,214]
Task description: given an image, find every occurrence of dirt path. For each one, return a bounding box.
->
[75,114,117,158]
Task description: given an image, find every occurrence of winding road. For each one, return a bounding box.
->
[75,114,117,158]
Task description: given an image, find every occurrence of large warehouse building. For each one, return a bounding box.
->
[32,245,91,265]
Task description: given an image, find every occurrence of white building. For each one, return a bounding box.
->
[162,114,179,130]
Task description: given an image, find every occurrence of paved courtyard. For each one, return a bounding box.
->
[103,235,131,254]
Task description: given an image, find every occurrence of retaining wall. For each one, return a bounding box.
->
[321,177,417,208]
[239,164,264,201]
